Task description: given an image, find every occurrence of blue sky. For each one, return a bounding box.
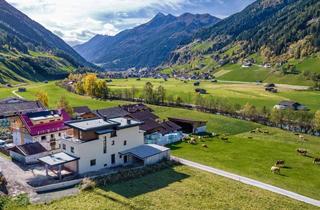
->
[8,0,255,46]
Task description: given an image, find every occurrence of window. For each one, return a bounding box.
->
[58,133,61,137]
[124,155,128,163]
[62,144,66,150]
[111,154,115,164]
[103,139,107,154]
[112,140,115,146]
[50,134,54,139]
[111,130,117,137]
[41,136,46,141]
[70,146,74,153]
[123,140,127,146]
[90,159,96,166]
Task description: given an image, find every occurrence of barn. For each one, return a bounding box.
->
[168,117,207,134]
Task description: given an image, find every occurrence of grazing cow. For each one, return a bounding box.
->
[202,144,208,148]
[314,158,320,165]
[271,166,280,174]
[296,148,307,156]
[275,160,285,167]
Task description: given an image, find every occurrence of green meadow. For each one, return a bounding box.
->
[16,166,317,210]
[108,78,320,112]
[1,82,320,203]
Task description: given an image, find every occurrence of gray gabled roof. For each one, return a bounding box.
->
[119,144,169,160]
[94,107,129,119]
[0,97,46,117]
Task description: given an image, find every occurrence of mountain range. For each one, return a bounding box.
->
[0,0,319,85]
[74,13,220,70]
[171,0,320,66]
[0,0,91,83]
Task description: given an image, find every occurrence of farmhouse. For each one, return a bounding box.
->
[274,101,309,111]
[53,117,169,174]
[11,109,71,151]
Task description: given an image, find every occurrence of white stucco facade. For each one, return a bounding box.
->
[60,126,144,174]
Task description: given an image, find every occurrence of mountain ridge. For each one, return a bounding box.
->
[74,13,220,70]
[0,0,93,83]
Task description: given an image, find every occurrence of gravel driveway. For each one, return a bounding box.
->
[0,156,38,199]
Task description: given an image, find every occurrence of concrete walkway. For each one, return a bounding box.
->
[172,156,320,207]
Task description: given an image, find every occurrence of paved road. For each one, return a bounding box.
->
[172,156,320,208]
[12,90,24,99]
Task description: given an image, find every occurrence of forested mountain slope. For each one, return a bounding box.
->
[166,0,320,86]
[0,0,92,83]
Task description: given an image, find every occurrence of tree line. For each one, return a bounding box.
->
[60,75,320,134]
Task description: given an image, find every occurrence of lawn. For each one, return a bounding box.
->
[15,82,126,109]
[15,166,317,210]
[154,106,320,199]
[0,86,15,99]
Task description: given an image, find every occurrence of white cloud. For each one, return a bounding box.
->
[7,0,186,45]
[7,0,255,45]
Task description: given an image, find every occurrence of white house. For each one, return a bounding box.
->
[42,117,170,175]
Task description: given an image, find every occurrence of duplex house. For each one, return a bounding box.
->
[57,117,169,174]
[12,110,71,150]
[95,104,183,145]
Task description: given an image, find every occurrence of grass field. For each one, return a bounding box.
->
[153,106,320,199]
[2,82,320,201]
[15,166,317,210]
[216,64,271,82]
[108,78,320,112]
[8,82,126,109]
